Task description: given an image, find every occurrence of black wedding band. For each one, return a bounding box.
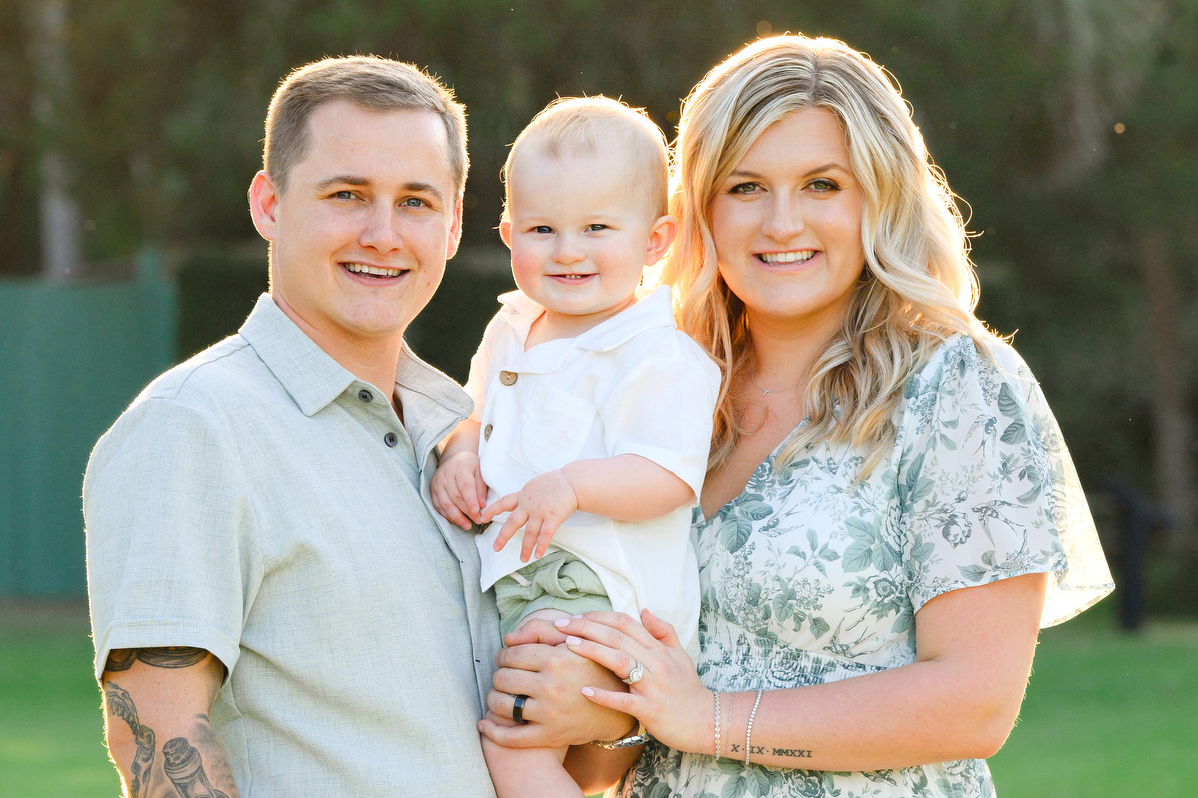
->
[512,694,530,725]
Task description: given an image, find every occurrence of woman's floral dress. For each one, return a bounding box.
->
[621,336,1113,798]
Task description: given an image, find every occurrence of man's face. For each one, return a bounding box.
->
[250,100,462,363]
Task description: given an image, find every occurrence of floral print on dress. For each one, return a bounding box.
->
[621,336,1112,798]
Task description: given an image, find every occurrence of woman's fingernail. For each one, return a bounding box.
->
[582,687,595,697]
[571,614,583,619]
[554,618,569,627]
[566,636,582,646]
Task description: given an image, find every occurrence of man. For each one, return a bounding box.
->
[85,56,502,796]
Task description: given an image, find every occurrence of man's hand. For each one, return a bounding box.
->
[481,470,578,561]
[478,619,631,748]
[431,450,489,530]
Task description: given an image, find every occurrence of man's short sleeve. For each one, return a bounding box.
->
[85,397,257,680]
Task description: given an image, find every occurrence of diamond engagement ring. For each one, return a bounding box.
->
[622,660,644,685]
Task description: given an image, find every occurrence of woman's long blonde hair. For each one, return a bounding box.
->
[660,35,995,475]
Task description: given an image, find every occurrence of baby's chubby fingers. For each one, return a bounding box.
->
[430,481,474,531]
[518,517,541,562]
[531,517,561,560]
[480,492,518,526]
[492,504,526,552]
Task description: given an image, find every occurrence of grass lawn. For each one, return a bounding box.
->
[0,601,119,798]
[989,606,1198,797]
[2,600,1193,798]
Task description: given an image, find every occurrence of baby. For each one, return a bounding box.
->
[432,96,719,797]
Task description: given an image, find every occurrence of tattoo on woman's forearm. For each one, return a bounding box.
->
[728,742,813,760]
[106,647,209,672]
[771,747,813,758]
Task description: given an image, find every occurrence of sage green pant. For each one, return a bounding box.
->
[493,549,612,639]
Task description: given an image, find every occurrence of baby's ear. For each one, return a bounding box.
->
[498,219,513,249]
[644,214,678,266]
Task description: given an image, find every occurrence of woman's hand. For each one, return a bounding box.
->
[558,609,714,755]
[479,618,632,748]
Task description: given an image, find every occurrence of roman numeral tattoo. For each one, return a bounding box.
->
[728,743,814,759]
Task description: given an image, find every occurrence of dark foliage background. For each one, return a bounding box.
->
[3,0,1195,610]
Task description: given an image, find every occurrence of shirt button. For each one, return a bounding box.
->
[358,389,373,403]
[499,370,517,386]
[384,432,398,447]
[483,424,493,440]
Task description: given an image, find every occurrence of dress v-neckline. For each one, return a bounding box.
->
[699,419,808,525]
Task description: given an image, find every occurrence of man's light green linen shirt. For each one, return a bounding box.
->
[86,294,501,797]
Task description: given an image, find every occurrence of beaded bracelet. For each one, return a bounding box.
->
[744,687,764,766]
[726,692,734,755]
[713,691,722,759]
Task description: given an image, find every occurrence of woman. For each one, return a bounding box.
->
[485,35,1113,797]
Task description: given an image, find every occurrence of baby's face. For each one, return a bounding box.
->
[501,144,664,334]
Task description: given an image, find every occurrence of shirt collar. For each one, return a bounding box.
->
[495,285,676,353]
[239,294,471,430]
[240,294,357,417]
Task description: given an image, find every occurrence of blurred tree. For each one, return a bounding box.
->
[4,0,1195,607]
[0,0,39,276]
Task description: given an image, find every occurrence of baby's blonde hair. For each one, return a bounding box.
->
[661,35,995,475]
[502,96,669,220]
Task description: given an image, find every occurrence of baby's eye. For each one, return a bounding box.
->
[586,223,608,232]
[532,225,554,234]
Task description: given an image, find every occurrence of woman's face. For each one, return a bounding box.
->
[708,107,866,337]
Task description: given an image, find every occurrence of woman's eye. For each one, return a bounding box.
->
[808,178,839,192]
[728,182,762,195]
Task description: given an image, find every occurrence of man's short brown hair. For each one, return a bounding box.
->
[263,56,467,197]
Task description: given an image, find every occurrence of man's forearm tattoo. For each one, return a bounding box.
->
[105,647,209,672]
[162,736,231,798]
[104,661,232,797]
[106,682,157,797]
[729,742,814,760]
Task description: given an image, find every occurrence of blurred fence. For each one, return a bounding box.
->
[0,246,511,598]
[0,253,176,596]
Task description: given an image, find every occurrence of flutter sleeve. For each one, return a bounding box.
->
[898,336,1114,627]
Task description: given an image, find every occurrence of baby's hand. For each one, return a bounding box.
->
[431,451,488,530]
[481,470,578,562]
